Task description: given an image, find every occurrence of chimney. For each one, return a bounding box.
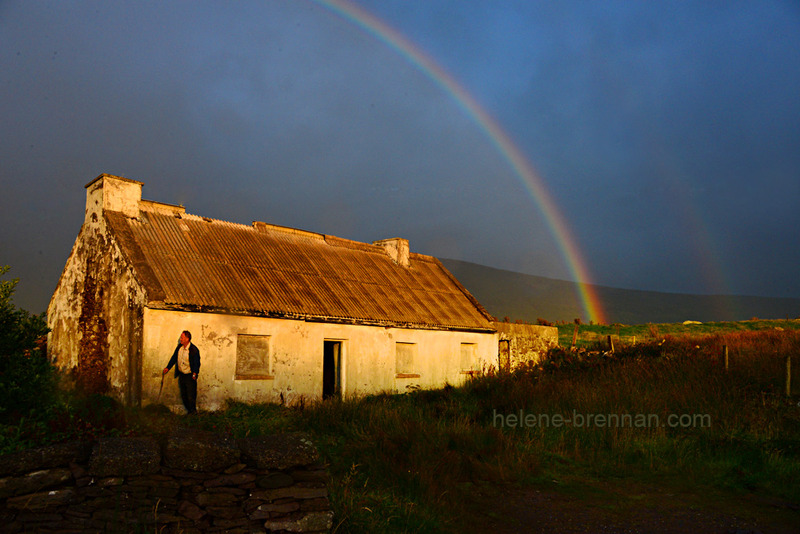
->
[373,237,410,267]
[84,174,143,223]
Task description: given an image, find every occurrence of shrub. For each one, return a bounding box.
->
[0,266,53,424]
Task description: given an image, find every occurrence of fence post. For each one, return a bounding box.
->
[607,335,615,354]
[787,355,792,397]
[571,324,579,349]
[723,345,729,371]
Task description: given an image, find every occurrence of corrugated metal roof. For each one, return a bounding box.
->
[105,208,494,331]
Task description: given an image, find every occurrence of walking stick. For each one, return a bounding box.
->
[157,371,165,402]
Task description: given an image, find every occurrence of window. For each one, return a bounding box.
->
[395,342,419,378]
[236,334,273,380]
[460,343,477,374]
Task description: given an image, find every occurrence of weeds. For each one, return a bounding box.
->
[3,321,800,532]
[198,326,798,531]
[557,318,800,348]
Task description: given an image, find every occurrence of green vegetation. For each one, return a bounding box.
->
[0,266,129,452]
[557,318,800,348]
[181,326,800,531]
[2,291,799,531]
[0,266,53,425]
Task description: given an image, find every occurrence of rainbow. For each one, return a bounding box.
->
[314,0,608,324]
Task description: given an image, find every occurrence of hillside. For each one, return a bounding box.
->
[440,258,800,324]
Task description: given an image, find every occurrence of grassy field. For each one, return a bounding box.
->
[3,320,800,532]
[557,317,800,348]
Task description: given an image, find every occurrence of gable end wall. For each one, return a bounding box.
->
[47,213,147,405]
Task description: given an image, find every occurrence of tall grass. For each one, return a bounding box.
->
[3,323,799,532]
[476,329,800,495]
[178,327,800,532]
[557,318,800,347]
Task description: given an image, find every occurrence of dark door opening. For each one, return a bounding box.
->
[323,340,342,399]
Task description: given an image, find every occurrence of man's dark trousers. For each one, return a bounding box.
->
[178,373,197,414]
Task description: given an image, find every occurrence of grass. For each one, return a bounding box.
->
[556,317,800,348]
[186,323,800,531]
[3,320,800,532]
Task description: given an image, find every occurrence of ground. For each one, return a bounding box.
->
[457,480,800,533]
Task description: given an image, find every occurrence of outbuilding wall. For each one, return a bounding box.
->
[494,322,559,369]
[143,308,496,410]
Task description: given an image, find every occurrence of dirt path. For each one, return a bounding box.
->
[455,481,800,533]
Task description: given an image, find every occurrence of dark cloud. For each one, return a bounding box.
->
[2,0,798,314]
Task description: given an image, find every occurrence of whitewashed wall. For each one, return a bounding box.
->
[142,308,497,411]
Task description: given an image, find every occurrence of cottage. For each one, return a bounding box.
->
[48,174,500,410]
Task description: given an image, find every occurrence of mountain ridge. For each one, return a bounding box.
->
[440,258,800,324]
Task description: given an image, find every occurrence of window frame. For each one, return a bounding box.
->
[235,334,274,380]
[395,341,420,378]
[460,342,478,375]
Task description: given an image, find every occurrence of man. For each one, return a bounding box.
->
[163,330,201,414]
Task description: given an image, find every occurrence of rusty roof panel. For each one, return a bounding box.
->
[105,209,493,331]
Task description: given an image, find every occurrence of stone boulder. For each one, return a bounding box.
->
[5,488,78,510]
[163,427,240,471]
[239,433,319,470]
[0,468,72,499]
[88,436,161,476]
[0,441,91,477]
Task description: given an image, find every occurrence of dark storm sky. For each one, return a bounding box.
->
[2,0,799,314]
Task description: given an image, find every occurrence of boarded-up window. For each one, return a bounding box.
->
[236,335,272,379]
[460,343,477,372]
[396,342,418,377]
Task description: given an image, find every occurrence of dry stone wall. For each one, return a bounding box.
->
[0,428,333,533]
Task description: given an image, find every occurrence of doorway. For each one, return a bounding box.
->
[323,340,343,399]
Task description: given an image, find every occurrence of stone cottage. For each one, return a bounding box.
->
[48,174,500,410]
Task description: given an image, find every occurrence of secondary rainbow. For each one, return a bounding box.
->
[315,0,608,324]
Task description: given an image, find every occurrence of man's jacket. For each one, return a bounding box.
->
[165,343,201,378]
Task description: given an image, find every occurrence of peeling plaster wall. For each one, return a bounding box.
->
[47,208,147,403]
[494,322,559,368]
[143,308,497,411]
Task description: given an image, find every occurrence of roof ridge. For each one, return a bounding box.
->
[139,208,433,259]
[252,220,324,240]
